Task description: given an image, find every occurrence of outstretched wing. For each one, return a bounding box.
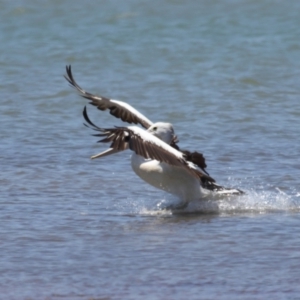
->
[65,65,209,173]
[65,65,153,129]
[83,107,214,182]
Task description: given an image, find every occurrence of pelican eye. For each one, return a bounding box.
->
[152,126,157,131]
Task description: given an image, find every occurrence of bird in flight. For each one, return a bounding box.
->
[65,65,243,209]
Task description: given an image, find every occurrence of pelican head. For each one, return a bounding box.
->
[147,122,176,145]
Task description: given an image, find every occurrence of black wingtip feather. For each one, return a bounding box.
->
[64,64,83,92]
[82,106,102,130]
[64,65,72,84]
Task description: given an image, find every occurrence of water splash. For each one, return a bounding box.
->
[216,187,300,214]
[138,187,300,216]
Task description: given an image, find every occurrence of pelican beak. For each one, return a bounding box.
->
[91,148,121,159]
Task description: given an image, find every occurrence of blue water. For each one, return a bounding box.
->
[1,0,300,299]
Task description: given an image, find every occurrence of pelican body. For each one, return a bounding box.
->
[65,65,243,209]
[131,154,204,203]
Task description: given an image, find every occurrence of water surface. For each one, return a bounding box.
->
[1,0,300,299]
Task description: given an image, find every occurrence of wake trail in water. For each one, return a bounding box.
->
[138,187,300,216]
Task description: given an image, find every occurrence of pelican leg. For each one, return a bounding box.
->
[162,201,189,211]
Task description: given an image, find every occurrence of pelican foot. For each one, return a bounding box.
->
[162,201,188,211]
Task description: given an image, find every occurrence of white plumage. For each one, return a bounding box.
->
[65,65,243,209]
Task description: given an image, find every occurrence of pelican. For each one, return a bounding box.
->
[65,65,243,209]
